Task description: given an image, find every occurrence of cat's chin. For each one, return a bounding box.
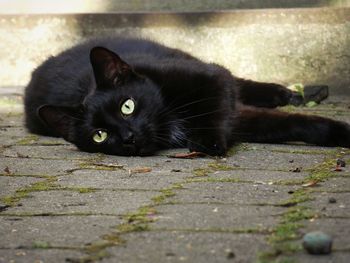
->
[116,149,156,157]
[116,145,158,156]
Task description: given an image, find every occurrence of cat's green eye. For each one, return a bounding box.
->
[121,99,135,116]
[92,130,108,144]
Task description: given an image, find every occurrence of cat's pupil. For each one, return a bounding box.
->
[121,99,135,116]
[92,130,108,144]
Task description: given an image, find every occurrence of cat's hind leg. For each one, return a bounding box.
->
[237,78,302,108]
[233,105,350,148]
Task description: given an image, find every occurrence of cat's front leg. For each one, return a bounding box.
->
[188,132,227,156]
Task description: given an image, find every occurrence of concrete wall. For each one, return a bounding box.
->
[0,7,349,95]
[1,0,350,13]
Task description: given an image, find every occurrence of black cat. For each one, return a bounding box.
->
[24,37,350,156]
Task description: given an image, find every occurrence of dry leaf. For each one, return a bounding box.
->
[336,159,346,167]
[302,180,319,187]
[93,163,124,169]
[334,165,343,172]
[129,167,152,175]
[167,151,206,159]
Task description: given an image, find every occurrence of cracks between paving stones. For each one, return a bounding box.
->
[61,154,303,262]
[258,147,350,263]
[62,157,274,262]
[1,143,349,262]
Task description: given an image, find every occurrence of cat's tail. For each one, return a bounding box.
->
[233,105,350,148]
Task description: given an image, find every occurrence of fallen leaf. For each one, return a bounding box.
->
[167,152,206,159]
[92,163,124,169]
[334,165,343,172]
[129,167,152,175]
[302,180,319,187]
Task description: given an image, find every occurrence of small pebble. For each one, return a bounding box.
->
[227,251,235,259]
[225,249,235,259]
[165,252,175,257]
[328,197,337,204]
[290,167,302,173]
[302,231,332,255]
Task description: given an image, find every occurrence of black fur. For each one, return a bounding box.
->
[24,37,350,156]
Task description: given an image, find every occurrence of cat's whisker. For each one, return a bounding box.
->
[187,127,225,130]
[159,97,219,117]
[180,137,211,152]
[153,135,179,148]
[183,109,225,120]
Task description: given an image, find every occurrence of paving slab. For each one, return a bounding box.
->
[5,190,158,216]
[152,204,283,230]
[59,170,190,191]
[312,177,350,193]
[103,231,269,263]
[290,251,350,263]
[3,145,98,160]
[225,150,326,171]
[206,169,308,183]
[166,182,299,205]
[0,157,80,176]
[0,215,120,248]
[0,127,28,146]
[307,191,350,218]
[102,152,214,173]
[0,114,23,128]
[0,176,42,199]
[0,126,27,137]
[0,249,85,263]
[233,143,337,154]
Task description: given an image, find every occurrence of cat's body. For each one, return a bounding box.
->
[25,37,350,156]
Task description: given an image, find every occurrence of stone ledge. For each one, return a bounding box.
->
[1,0,350,14]
[1,7,350,95]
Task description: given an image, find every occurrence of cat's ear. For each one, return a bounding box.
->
[37,104,84,142]
[90,47,132,87]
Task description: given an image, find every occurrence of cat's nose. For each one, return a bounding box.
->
[122,131,135,145]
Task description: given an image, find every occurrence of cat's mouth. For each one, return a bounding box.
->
[121,144,150,156]
[122,144,139,156]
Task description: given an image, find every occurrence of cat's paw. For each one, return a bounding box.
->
[328,121,350,148]
[337,124,350,148]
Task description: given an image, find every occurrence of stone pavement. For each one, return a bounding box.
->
[0,93,350,263]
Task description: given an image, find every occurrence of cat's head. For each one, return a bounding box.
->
[37,47,173,156]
